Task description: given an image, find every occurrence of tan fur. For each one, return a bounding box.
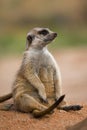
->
[0,27,66,117]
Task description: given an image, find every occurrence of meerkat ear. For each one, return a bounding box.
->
[26,35,34,50]
[27,35,33,43]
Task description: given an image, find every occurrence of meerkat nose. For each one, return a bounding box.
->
[54,33,57,37]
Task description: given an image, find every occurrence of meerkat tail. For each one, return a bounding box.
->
[33,95,65,118]
[0,93,12,103]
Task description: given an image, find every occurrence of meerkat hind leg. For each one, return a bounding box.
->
[16,94,47,113]
[0,103,13,111]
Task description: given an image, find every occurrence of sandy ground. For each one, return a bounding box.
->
[0,48,87,130]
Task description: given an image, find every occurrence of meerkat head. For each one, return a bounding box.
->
[26,27,57,50]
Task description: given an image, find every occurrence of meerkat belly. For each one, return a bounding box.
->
[39,65,55,103]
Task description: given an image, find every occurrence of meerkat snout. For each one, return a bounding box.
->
[52,32,57,37]
[44,32,57,42]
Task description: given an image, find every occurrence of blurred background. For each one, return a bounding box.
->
[0,0,87,102]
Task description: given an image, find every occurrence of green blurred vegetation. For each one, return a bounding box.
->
[0,33,25,55]
[0,0,87,56]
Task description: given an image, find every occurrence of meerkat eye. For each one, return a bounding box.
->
[38,29,49,36]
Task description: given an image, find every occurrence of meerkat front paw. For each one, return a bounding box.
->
[40,98,48,104]
[38,88,48,103]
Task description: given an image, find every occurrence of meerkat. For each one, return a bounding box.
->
[0,27,82,117]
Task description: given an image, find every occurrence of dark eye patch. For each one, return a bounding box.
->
[38,29,49,36]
